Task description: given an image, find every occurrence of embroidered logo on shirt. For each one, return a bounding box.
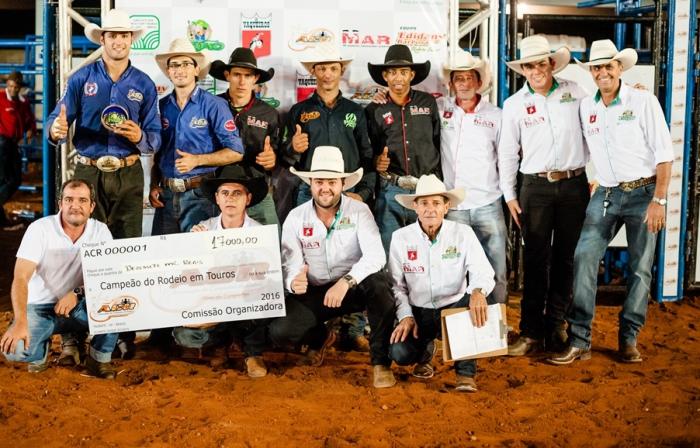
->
[526,104,536,115]
[190,117,208,128]
[586,127,600,136]
[161,117,169,130]
[224,119,237,132]
[300,111,320,123]
[589,114,597,123]
[246,116,269,129]
[382,111,394,125]
[127,89,143,102]
[409,105,431,115]
[523,116,545,128]
[442,246,460,259]
[302,225,314,237]
[619,110,636,121]
[443,109,453,119]
[84,82,98,96]
[473,116,495,128]
[336,216,355,230]
[343,113,357,129]
[302,240,320,249]
[407,247,418,260]
[559,92,576,103]
[403,263,425,273]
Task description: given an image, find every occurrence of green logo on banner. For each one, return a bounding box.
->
[131,15,160,51]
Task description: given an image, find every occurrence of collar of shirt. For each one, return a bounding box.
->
[310,90,343,110]
[526,78,560,96]
[593,81,623,106]
[455,94,482,113]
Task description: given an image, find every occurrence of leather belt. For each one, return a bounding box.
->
[379,172,419,190]
[163,173,212,193]
[532,167,586,183]
[617,175,656,192]
[77,154,140,173]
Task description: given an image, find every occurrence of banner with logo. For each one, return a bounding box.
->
[116,0,448,110]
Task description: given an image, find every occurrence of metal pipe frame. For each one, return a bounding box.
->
[42,2,55,215]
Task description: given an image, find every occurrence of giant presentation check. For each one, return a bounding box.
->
[81,224,285,335]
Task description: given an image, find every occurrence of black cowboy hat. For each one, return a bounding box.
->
[209,47,274,83]
[202,164,268,208]
[367,44,431,87]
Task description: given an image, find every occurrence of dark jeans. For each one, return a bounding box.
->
[0,136,21,224]
[268,271,394,366]
[389,293,476,377]
[74,161,144,239]
[172,319,270,357]
[519,173,589,340]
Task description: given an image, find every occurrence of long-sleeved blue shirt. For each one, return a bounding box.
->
[47,59,161,158]
[158,86,244,179]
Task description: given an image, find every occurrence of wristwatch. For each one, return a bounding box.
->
[73,286,85,300]
[342,274,357,288]
[651,197,667,206]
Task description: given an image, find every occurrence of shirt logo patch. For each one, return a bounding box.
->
[473,116,495,128]
[619,110,636,121]
[526,104,536,115]
[300,111,320,123]
[403,263,425,273]
[589,114,597,123]
[560,92,576,103]
[382,111,394,125]
[407,247,418,260]
[302,225,314,237]
[224,119,236,132]
[246,116,269,129]
[443,109,453,119]
[336,216,355,230]
[161,117,169,130]
[127,89,143,102]
[302,240,320,249]
[442,246,460,259]
[586,127,600,136]
[523,116,545,128]
[409,105,431,115]
[190,117,208,128]
[343,113,357,129]
[84,82,98,96]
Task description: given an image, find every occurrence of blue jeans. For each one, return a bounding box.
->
[172,319,269,357]
[389,294,476,377]
[569,184,658,349]
[375,181,417,253]
[4,300,118,364]
[446,199,508,304]
[152,185,216,235]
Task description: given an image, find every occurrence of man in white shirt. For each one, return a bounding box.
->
[499,35,590,355]
[172,164,270,378]
[549,41,673,365]
[388,175,495,392]
[0,179,118,378]
[269,146,396,388]
[438,50,506,304]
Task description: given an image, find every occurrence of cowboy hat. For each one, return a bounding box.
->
[575,39,638,72]
[201,164,268,207]
[442,51,491,94]
[155,38,211,79]
[84,9,144,45]
[290,146,363,191]
[210,47,274,83]
[368,44,431,86]
[505,35,570,75]
[395,175,465,209]
[299,43,353,73]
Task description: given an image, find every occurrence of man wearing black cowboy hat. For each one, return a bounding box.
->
[173,164,271,378]
[210,47,281,226]
[365,44,441,253]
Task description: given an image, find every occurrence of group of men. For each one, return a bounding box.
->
[0,9,673,390]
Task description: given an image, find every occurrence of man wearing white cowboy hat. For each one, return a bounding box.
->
[172,164,271,378]
[365,44,441,254]
[498,34,590,356]
[437,50,507,305]
[549,40,673,366]
[46,8,162,362]
[210,47,281,226]
[388,174,495,392]
[268,146,397,388]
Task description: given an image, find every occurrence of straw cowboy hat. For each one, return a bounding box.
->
[368,44,431,87]
[290,146,363,191]
[84,9,144,45]
[395,175,465,209]
[210,47,275,83]
[506,35,571,75]
[575,39,638,72]
[155,38,211,78]
[202,164,268,207]
[442,51,491,94]
[299,43,353,73]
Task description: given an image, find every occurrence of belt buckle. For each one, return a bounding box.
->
[546,171,558,183]
[95,155,121,173]
[397,175,418,190]
[170,178,186,193]
[619,182,633,192]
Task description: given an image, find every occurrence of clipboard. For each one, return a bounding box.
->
[441,304,508,362]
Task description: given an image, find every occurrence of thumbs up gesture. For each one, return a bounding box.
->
[256,135,276,170]
[291,124,309,154]
[376,146,390,172]
[291,264,309,295]
[50,104,69,141]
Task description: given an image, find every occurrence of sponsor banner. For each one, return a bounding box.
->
[82,225,285,334]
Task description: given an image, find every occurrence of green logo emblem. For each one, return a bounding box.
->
[130,15,160,51]
[344,113,357,128]
[619,110,635,121]
[560,92,576,103]
[188,19,225,51]
[261,96,281,108]
[441,246,460,260]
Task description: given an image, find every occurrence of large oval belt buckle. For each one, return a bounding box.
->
[96,155,121,172]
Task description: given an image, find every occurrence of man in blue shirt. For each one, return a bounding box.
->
[149,38,244,235]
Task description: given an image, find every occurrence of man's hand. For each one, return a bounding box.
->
[506,199,522,228]
[190,223,207,232]
[469,290,488,328]
[390,316,418,344]
[149,185,165,208]
[376,146,390,172]
[50,104,68,141]
[291,124,309,154]
[256,136,276,170]
[323,278,350,308]
[175,149,200,174]
[54,291,78,318]
[644,201,666,233]
[0,320,30,354]
[113,120,143,143]
[344,192,363,202]
[291,264,309,295]
[372,88,389,104]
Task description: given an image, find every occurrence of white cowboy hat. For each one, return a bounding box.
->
[155,38,211,79]
[84,9,144,45]
[290,146,363,191]
[506,35,571,75]
[395,175,465,209]
[575,39,638,72]
[300,43,353,73]
[442,51,491,94]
